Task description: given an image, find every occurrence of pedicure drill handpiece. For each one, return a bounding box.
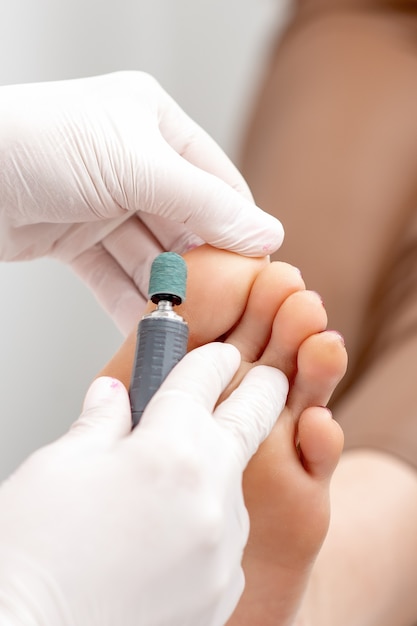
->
[129,252,189,426]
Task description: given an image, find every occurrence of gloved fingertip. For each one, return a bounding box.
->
[82,376,128,412]
[239,211,285,257]
[249,365,289,420]
[71,377,132,442]
[177,235,205,254]
[197,202,285,257]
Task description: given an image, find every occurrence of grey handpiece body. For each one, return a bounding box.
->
[130,313,189,426]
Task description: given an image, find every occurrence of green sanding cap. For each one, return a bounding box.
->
[148,252,187,305]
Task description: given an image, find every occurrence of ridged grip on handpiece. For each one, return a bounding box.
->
[130,316,189,426]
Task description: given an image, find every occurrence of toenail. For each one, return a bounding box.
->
[311,291,325,307]
[318,406,333,418]
[328,330,345,346]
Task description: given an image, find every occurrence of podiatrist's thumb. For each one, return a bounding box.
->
[66,376,132,444]
[214,365,289,469]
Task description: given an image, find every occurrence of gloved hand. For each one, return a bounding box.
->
[0,72,284,334]
[0,343,288,626]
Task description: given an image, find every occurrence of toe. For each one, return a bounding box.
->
[288,330,348,415]
[259,290,328,377]
[225,262,305,362]
[297,406,344,480]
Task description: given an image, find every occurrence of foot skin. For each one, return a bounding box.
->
[219,260,346,625]
[227,335,346,626]
[99,244,347,626]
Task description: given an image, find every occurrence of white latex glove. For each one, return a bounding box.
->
[0,72,284,334]
[0,343,288,626]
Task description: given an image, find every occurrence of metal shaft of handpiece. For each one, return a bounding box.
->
[130,300,189,426]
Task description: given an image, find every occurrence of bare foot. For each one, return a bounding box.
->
[200,259,345,624]
[99,244,347,626]
[228,332,346,625]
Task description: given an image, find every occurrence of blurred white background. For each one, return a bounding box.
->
[0,0,289,478]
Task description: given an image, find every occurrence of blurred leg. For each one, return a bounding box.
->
[240,7,417,390]
[239,5,417,624]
